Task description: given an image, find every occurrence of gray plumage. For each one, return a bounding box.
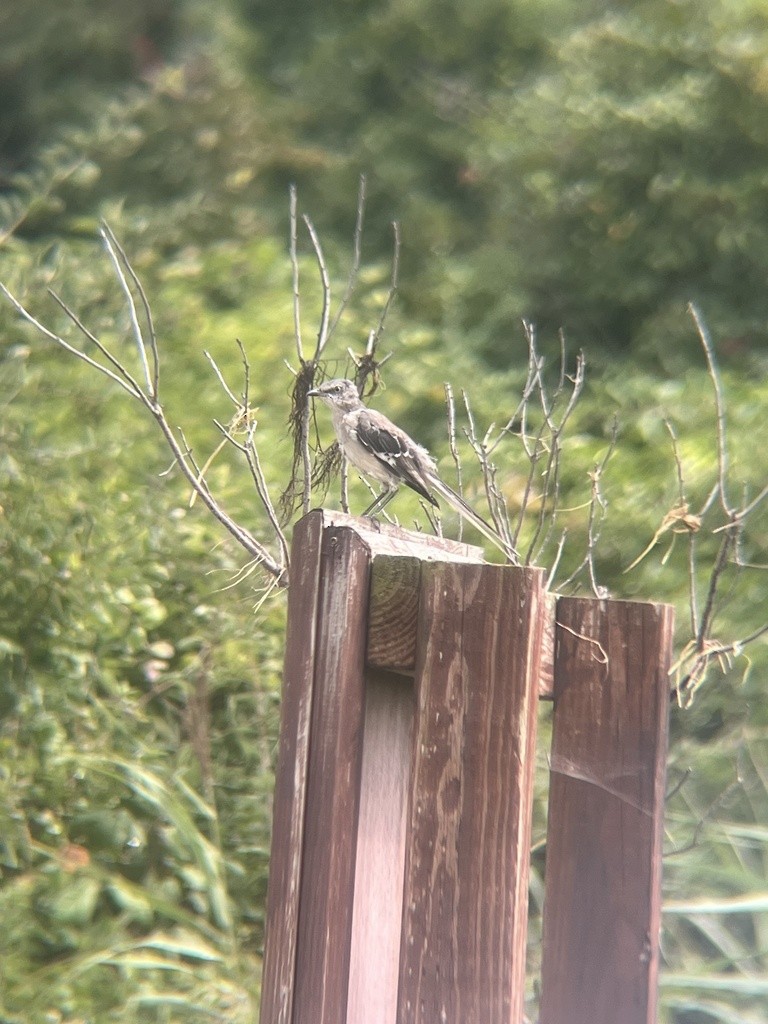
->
[307,378,516,560]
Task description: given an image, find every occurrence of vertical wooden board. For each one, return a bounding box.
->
[538,591,557,700]
[398,563,545,1024]
[260,511,325,1024]
[539,598,674,1024]
[292,527,372,1024]
[347,669,414,1024]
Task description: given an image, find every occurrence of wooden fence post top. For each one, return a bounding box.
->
[298,511,547,679]
[301,509,489,680]
[300,508,486,562]
[556,593,675,613]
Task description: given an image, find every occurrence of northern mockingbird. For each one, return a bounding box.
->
[307,378,515,560]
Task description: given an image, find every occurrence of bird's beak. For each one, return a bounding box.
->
[306,388,320,398]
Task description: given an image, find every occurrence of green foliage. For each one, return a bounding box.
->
[232,0,601,326]
[662,732,768,1022]
[0,230,292,1017]
[470,0,768,363]
[2,0,768,1019]
[0,0,181,166]
[0,175,408,1016]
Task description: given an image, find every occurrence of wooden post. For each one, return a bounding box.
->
[259,511,546,1024]
[397,561,545,1024]
[539,597,674,1024]
[259,511,324,1024]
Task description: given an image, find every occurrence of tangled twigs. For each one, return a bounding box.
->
[1,223,289,587]
[630,304,768,703]
[282,177,401,519]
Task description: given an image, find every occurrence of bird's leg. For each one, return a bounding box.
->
[363,486,397,517]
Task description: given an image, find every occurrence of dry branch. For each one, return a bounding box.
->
[1,226,289,587]
[652,306,768,701]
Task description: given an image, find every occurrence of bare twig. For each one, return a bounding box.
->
[486,344,542,456]
[205,348,241,407]
[694,528,739,651]
[460,389,518,561]
[176,426,211,499]
[348,220,401,394]
[2,233,289,587]
[444,383,463,541]
[368,221,401,353]
[584,455,611,598]
[142,403,286,579]
[729,480,768,524]
[454,336,589,571]
[45,288,145,398]
[639,306,768,701]
[303,215,331,360]
[545,530,568,591]
[101,222,159,399]
[689,302,732,517]
[290,185,303,363]
[206,344,290,569]
[327,175,367,343]
[100,224,155,399]
[187,347,253,508]
[665,419,699,635]
[215,419,290,570]
[487,321,545,459]
[664,777,743,857]
[558,419,617,596]
[524,351,585,564]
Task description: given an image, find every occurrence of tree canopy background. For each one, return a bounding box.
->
[2,1,768,1020]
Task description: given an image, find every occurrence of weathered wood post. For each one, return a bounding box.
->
[539,597,674,1024]
[259,510,546,1024]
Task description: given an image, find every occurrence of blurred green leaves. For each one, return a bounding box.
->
[470,1,768,364]
[2,0,768,1020]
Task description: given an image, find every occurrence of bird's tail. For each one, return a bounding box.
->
[428,475,518,563]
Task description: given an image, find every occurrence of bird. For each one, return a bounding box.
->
[307,378,516,560]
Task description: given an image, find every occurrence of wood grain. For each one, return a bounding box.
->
[291,525,372,1024]
[538,591,557,700]
[259,511,325,1024]
[539,597,674,1024]
[346,669,414,1024]
[366,556,422,676]
[397,563,545,1024]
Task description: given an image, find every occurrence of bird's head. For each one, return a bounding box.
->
[307,378,363,412]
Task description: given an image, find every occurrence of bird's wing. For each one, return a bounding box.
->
[355,410,438,506]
